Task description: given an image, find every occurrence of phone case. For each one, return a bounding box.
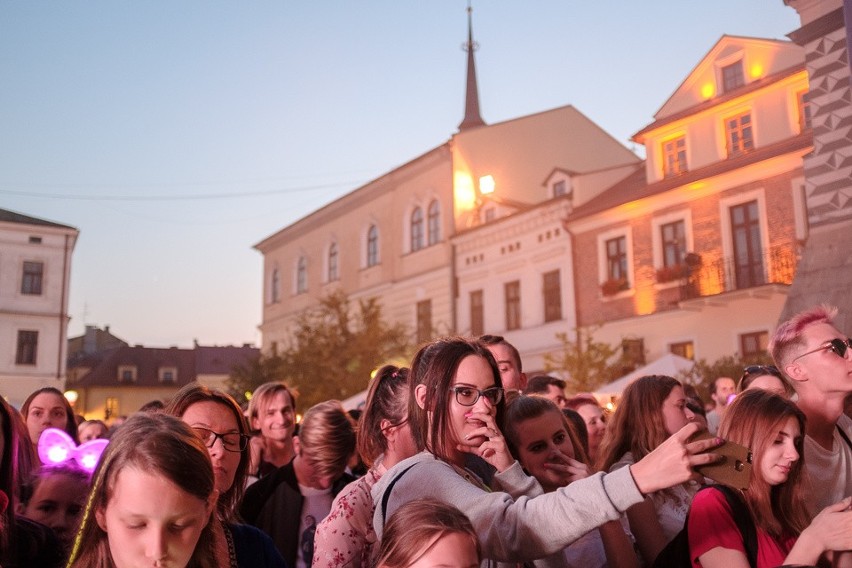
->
[691,431,753,490]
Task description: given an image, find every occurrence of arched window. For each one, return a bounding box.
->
[367,225,379,267]
[410,207,424,252]
[271,268,280,303]
[328,242,339,282]
[427,199,441,246]
[296,257,307,294]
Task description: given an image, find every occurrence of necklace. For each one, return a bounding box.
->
[223,522,238,568]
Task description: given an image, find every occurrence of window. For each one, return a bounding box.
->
[543,270,562,323]
[159,366,177,383]
[367,225,379,267]
[740,331,769,359]
[622,338,646,367]
[662,136,687,177]
[721,61,745,92]
[553,180,567,197]
[296,257,307,294]
[605,236,628,282]
[29,236,42,244]
[15,330,38,365]
[21,261,44,295]
[470,290,484,336]
[327,243,339,282]
[427,200,440,246]
[117,365,137,382]
[484,208,496,222]
[726,112,754,156]
[505,281,521,331]
[730,200,764,289]
[410,207,424,252]
[416,300,432,344]
[661,220,686,268]
[797,90,811,131]
[105,397,119,420]
[670,341,695,360]
[271,269,280,303]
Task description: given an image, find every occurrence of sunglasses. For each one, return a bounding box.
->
[741,365,782,380]
[792,337,852,362]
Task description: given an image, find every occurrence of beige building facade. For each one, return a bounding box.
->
[0,208,78,407]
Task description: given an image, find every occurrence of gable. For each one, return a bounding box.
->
[654,35,805,120]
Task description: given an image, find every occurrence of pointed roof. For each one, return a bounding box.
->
[458,4,486,131]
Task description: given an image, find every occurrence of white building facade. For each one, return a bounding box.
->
[0,208,78,407]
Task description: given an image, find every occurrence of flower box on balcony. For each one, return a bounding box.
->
[601,277,629,296]
[655,264,689,284]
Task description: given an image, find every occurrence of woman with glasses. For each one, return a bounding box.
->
[165,382,286,568]
[313,366,417,568]
[737,364,793,398]
[373,337,721,567]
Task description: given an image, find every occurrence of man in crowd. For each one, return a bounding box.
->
[771,304,852,514]
[247,381,299,479]
[524,375,569,408]
[705,376,736,434]
[241,400,356,567]
[480,334,527,393]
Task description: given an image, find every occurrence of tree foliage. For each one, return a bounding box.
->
[543,327,625,394]
[228,290,412,409]
[676,351,775,403]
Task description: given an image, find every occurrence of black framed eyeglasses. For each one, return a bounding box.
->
[792,337,852,363]
[191,426,250,453]
[451,386,504,407]
[741,365,782,381]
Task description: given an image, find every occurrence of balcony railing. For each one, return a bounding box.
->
[678,243,797,301]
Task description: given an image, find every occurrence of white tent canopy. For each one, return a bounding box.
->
[593,353,696,397]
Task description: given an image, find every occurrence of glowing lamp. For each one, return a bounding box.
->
[479,175,495,195]
[749,63,763,79]
[64,390,78,404]
[701,83,715,99]
[244,391,253,401]
[38,428,108,474]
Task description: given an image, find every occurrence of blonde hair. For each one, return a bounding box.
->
[298,400,356,480]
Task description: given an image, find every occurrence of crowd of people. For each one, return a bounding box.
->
[1,303,851,568]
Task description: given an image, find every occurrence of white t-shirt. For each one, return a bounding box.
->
[296,483,334,568]
[803,414,852,516]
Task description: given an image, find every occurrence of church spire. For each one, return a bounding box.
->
[458,2,486,131]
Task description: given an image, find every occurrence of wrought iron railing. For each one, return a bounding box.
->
[678,242,797,301]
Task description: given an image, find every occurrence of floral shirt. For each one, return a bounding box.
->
[312,463,386,568]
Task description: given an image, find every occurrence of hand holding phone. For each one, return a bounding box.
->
[690,431,752,490]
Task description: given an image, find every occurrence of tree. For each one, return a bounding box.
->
[543,327,624,394]
[228,291,413,409]
[676,351,775,404]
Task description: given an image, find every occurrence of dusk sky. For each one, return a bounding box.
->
[0,2,801,348]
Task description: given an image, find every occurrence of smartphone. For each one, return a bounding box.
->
[691,431,752,490]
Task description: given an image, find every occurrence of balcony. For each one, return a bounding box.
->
[677,243,797,301]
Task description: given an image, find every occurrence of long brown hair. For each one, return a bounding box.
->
[504,395,590,467]
[720,389,808,537]
[67,413,216,568]
[596,375,680,472]
[164,382,250,523]
[357,366,410,467]
[409,337,505,462]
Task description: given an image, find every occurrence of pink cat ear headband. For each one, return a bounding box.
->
[38,428,108,474]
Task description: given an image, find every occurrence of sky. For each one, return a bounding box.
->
[0,2,802,348]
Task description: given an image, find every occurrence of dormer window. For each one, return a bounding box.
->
[662,136,687,177]
[553,180,567,197]
[117,365,137,382]
[721,61,745,92]
[159,366,177,383]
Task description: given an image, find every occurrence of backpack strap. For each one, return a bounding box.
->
[837,423,852,452]
[379,463,418,527]
[708,485,758,568]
